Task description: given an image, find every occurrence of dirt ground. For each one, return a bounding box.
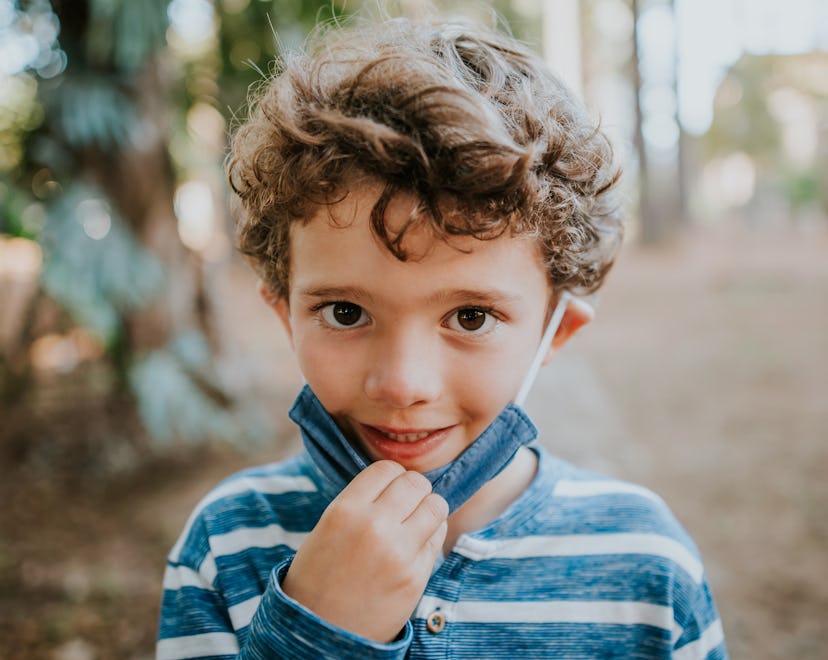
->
[0,221,826,659]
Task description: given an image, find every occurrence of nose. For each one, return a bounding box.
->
[363,327,441,408]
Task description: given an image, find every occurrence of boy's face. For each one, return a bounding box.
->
[267,184,588,474]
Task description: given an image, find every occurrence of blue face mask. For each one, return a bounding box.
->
[289,386,537,513]
[287,293,576,513]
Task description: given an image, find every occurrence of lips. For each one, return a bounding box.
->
[356,422,455,462]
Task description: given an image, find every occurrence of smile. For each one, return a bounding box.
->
[377,429,433,442]
[367,423,452,442]
[356,423,455,462]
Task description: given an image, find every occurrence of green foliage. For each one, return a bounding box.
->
[0,73,43,173]
[215,0,350,114]
[703,57,781,164]
[0,181,36,239]
[781,168,820,210]
[129,331,233,443]
[129,329,269,445]
[40,74,139,151]
[703,53,828,214]
[39,184,165,343]
[86,0,170,72]
[9,1,169,347]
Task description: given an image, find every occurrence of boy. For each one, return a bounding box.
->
[158,14,727,660]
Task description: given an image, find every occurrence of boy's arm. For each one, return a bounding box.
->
[158,554,241,659]
[672,578,728,659]
[158,460,447,659]
[158,554,415,660]
[240,556,415,658]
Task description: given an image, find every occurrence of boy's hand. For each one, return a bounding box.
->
[281,460,449,643]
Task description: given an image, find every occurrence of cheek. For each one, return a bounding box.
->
[293,334,360,412]
[451,341,536,417]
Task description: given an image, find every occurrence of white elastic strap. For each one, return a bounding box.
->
[513,292,575,407]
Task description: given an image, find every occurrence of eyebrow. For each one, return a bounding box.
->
[296,285,376,303]
[427,288,524,306]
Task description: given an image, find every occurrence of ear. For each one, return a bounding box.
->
[541,296,594,365]
[259,281,293,347]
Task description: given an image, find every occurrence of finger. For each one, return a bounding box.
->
[403,492,449,545]
[374,470,433,520]
[415,519,448,573]
[341,460,406,503]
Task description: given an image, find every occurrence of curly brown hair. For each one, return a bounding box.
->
[228,16,623,300]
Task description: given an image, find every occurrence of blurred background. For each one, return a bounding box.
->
[0,0,825,658]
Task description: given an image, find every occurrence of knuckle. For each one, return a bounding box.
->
[422,523,447,558]
[371,460,405,482]
[325,495,362,525]
[424,493,449,520]
[363,516,388,543]
[401,470,431,494]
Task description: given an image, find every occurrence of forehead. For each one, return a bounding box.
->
[288,185,550,304]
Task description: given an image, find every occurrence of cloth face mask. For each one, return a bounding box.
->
[289,385,537,513]
[288,293,575,513]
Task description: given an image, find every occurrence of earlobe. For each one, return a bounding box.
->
[259,281,293,346]
[542,297,594,365]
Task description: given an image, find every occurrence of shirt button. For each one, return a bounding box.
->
[426,610,446,634]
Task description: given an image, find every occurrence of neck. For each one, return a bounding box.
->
[443,446,538,554]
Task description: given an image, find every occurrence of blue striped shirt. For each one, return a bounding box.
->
[158,447,727,659]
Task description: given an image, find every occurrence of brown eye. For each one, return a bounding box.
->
[456,308,486,331]
[445,307,497,334]
[321,302,369,328]
[445,307,498,335]
[333,302,363,326]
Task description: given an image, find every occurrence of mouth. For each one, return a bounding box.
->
[372,427,435,442]
[356,423,455,462]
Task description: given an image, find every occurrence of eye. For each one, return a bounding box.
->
[319,301,370,329]
[445,307,497,334]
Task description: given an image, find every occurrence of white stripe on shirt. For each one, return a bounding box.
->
[228,595,262,630]
[199,552,218,585]
[554,479,665,505]
[674,619,725,660]
[157,632,240,659]
[455,533,704,584]
[163,564,215,591]
[416,595,674,630]
[170,474,316,561]
[209,523,308,558]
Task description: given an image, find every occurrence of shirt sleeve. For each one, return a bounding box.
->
[672,577,728,660]
[158,522,412,660]
[241,558,413,660]
[157,548,241,660]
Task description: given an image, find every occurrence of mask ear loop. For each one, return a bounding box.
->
[513,292,584,407]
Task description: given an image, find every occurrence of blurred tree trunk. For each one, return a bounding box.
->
[542,0,584,97]
[631,0,658,243]
[670,0,688,225]
[98,68,209,371]
[53,1,212,388]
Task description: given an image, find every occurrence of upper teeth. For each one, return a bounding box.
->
[384,430,431,442]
